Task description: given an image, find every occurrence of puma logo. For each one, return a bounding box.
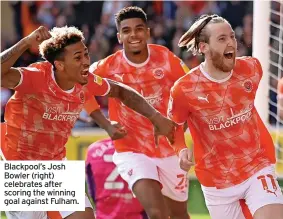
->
[115,74,124,82]
[266,189,277,197]
[198,94,209,103]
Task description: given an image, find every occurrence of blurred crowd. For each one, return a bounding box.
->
[3,0,276,127]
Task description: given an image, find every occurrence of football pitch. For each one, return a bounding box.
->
[191,215,211,219]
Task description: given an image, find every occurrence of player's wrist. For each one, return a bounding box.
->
[22,37,33,49]
[99,119,112,131]
[149,111,169,126]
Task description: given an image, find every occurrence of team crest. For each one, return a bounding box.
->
[243,79,253,93]
[79,91,85,103]
[153,68,164,79]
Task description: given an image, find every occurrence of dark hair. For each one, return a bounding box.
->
[178,14,227,55]
[39,26,84,66]
[115,6,147,29]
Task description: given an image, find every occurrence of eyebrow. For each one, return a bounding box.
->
[121,24,145,31]
[136,24,145,28]
[73,48,88,56]
[217,32,235,38]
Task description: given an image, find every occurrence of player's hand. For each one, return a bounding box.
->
[24,26,52,47]
[179,148,194,172]
[106,121,127,140]
[151,112,177,146]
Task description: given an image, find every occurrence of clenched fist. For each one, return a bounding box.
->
[24,26,52,47]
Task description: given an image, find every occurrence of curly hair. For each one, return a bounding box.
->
[178,14,227,55]
[115,6,147,30]
[39,26,85,66]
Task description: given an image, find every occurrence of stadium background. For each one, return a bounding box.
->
[1,1,282,219]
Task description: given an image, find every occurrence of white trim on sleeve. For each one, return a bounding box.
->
[100,79,111,96]
[13,69,24,89]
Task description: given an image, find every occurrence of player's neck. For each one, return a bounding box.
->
[124,47,149,64]
[54,71,75,91]
[203,60,231,80]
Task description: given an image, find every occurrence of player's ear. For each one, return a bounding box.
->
[146,27,150,39]
[117,33,122,44]
[199,42,208,54]
[54,60,64,72]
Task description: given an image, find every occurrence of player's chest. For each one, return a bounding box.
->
[24,85,85,122]
[111,66,173,101]
[109,64,172,85]
[188,75,259,116]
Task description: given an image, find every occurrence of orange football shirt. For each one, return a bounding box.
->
[89,44,189,158]
[3,61,108,160]
[168,57,276,188]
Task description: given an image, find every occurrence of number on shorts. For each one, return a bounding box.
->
[257,174,278,196]
[175,174,188,190]
[103,154,124,190]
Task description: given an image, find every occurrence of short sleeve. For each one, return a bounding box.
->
[167,83,189,125]
[14,62,48,93]
[86,73,111,97]
[253,57,263,79]
[84,96,100,115]
[168,51,190,81]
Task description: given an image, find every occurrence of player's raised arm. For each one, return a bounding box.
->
[1,26,51,89]
[105,79,177,145]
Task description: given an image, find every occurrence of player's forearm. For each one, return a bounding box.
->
[89,109,112,131]
[1,38,30,75]
[106,79,160,122]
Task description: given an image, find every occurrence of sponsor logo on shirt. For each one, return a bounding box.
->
[42,104,80,123]
[205,105,253,131]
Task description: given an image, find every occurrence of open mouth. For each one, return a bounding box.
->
[224,51,234,59]
[81,69,89,78]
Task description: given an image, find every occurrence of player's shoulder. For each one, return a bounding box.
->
[89,51,123,73]
[148,44,175,58]
[235,56,262,75]
[236,56,261,67]
[27,61,52,73]
[148,44,169,52]
[172,65,201,93]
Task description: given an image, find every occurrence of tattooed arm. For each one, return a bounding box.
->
[106,79,177,145]
[1,26,51,89]
[1,38,29,89]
